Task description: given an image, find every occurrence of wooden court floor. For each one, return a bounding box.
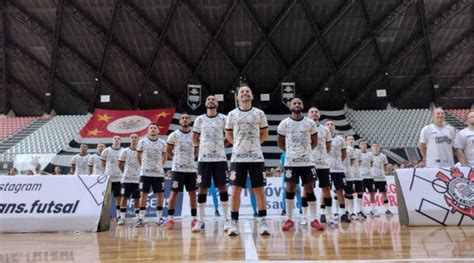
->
[1,215,473,262]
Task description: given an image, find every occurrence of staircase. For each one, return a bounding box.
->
[444,112,467,130]
[0,119,50,154]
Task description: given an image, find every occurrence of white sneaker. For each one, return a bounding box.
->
[117,218,126,225]
[300,218,308,225]
[228,220,239,236]
[223,220,231,232]
[328,218,338,227]
[156,217,166,225]
[258,218,271,236]
[192,221,205,232]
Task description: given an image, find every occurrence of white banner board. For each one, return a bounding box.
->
[396,167,474,226]
[182,177,398,216]
[0,174,108,232]
[14,154,56,174]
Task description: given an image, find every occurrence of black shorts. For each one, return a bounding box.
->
[171,172,197,192]
[316,168,331,188]
[140,176,165,193]
[229,162,266,188]
[121,183,141,198]
[363,178,375,193]
[112,182,122,197]
[344,180,364,195]
[330,172,346,190]
[374,181,387,192]
[198,161,228,188]
[284,166,316,185]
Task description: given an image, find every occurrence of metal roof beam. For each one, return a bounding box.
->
[438,66,473,98]
[352,0,470,106]
[0,0,8,114]
[394,30,472,106]
[5,0,132,107]
[417,0,437,100]
[45,0,64,114]
[88,0,122,112]
[133,0,179,109]
[8,76,44,106]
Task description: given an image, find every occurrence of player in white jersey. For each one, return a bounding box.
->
[325,121,350,223]
[166,113,199,230]
[117,134,140,225]
[371,144,391,216]
[359,140,373,218]
[88,143,105,175]
[225,84,270,236]
[345,136,365,220]
[277,98,323,231]
[455,111,474,167]
[419,107,456,168]
[101,136,123,220]
[71,144,89,176]
[307,107,334,225]
[135,123,167,227]
[192,96,231,231]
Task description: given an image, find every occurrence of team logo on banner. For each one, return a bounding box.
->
[281,82,295,108]
[434,168,474,219]
[187,84,201,110]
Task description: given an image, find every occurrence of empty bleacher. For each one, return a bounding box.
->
[1,115,91,162]
[346,109,431,149]
[0,117,38,142]
[446,108,472,124]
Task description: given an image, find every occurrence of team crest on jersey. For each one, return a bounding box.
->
[433,168,474,219]
[172,180,179,189]
[285,169,292,179]
[196,175,202,184]
[229,170,237,181]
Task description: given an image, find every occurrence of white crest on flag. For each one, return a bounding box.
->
[107,115,151,134]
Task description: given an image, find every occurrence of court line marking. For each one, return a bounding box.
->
[244,220,259,262]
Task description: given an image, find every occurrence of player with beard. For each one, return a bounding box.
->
[225,84,270,236]
[193,96,231,232]
[278,98,323,231]
[101,136,123,220]
[135,123,167,227]
[71,144,89,176]
[117,134,140,225]
[307,107,336,226]
[325,121,350,223]
[88,143,105,175]
[166,113,199,230]
[455,111,474,167]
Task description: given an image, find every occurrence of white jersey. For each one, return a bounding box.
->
[88,153,104,175]
[359,151,373,179]
[101,147,123,182]
[419,124,456,168]
[167,129,196,172]
[225,107,268,163]
[277,116,317,167]
[344,146,355,181]
[137,137,166,177]
[119,147,140,184]
[193,113,227,162]
[312,124,332,169]
[372,153,388,182]
[328,135,346,173]
[351,148,362,181]
[454,127,474,167]
[71,154,89,176]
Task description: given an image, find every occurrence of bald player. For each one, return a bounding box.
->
[455,111,474,167]
[419,107,456,168]
[88,143,105,175]
[71,144,89,176]
[101,136,123,220]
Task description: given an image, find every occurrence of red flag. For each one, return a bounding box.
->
[79,108,175,138]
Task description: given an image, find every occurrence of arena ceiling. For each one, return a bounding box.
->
[0,0,472,116]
